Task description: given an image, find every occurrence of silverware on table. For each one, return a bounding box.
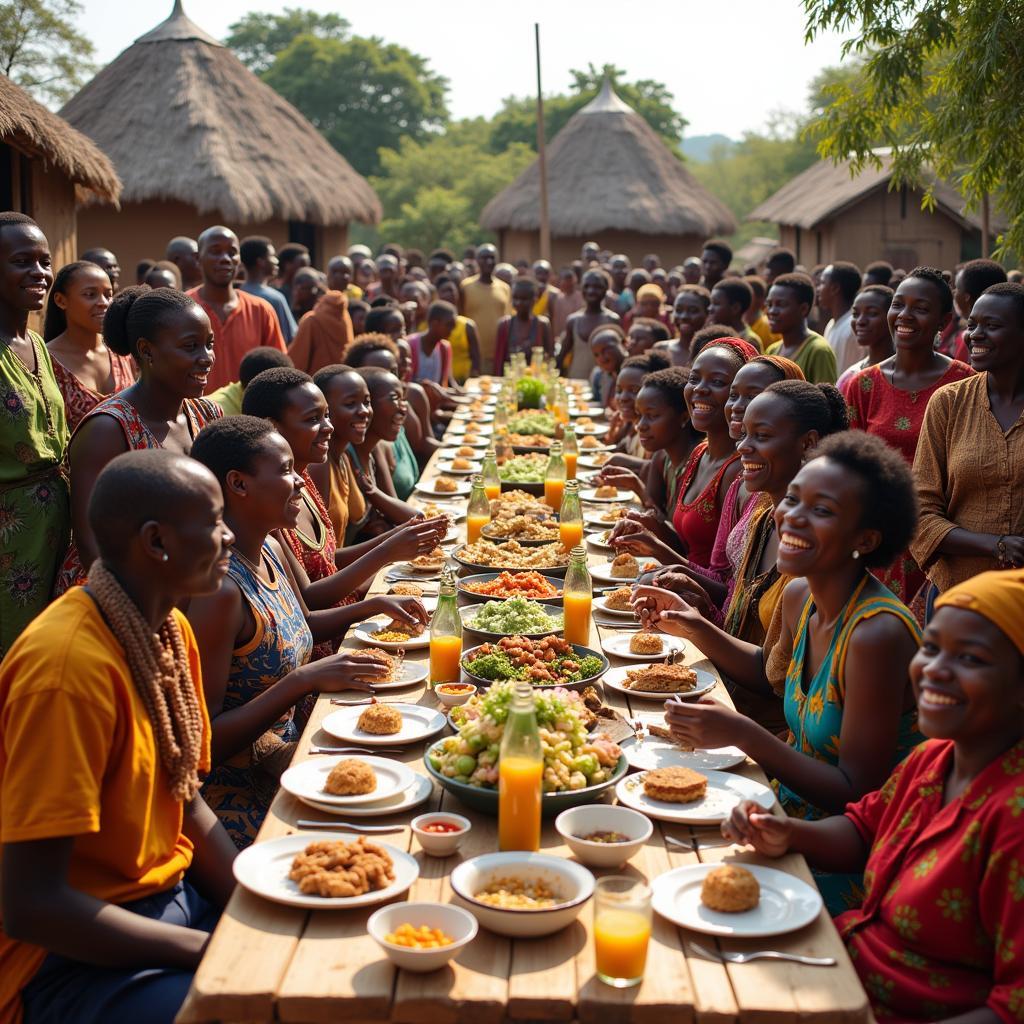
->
[664,833,732,853]
[688,942,836,967]
[632,718,645,748]
[308,745,406,755]
[296,820,406,833]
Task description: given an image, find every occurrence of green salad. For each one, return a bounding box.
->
[497,453,547,483]
[507,411,557,437]
[462,635,605,685]
[468,597,562,635]
[516,376,547,409]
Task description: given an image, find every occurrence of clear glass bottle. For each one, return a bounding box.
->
[562,426,579,480]
[498,680,543,851]
[466,473,491,544]
[544,440,565,511]
[480,447,501,501]
[563,544,592,646]
[430,567,463,684]
[559,479,584,552]
[492,397,508,434]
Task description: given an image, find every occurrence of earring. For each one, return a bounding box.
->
[852,550,860,560]
[161,552,169,562]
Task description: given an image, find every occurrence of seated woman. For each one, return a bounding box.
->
[56,286,222,592]
[493,278,553,372]
[1,450,237,1024]
[636,431,923,913]
[43,260,135,431]
[604,351,671,466]
[187,417,393,847]
[725,568,1024,1023]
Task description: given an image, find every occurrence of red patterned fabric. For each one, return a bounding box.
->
[50,353,136,431]
[670,441,739,570]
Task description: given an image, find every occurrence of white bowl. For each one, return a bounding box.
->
[411,812,471,857]
[433,682,477,708]
[368,902,478,972]
[450,852,594,937]
[555,805,653,869]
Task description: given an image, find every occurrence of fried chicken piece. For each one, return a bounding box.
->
[289,838,395,897]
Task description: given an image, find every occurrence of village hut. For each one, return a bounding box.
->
[0,72,120,273]
[750,153,1003,271]
[61,1,381,273]
[481,80,736,268]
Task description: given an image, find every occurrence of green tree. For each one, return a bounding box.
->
[0,0,94,106]
[225,8,349,75]
[803,0,1022,255]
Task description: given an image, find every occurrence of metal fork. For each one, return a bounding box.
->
[689,942,836,967]
[296,820,405,833]
[663,833,732,853]
[308,746,406,755]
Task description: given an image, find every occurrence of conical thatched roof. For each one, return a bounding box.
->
[60,1,380,226]
[0,73,120,204]
[481,81,736,237]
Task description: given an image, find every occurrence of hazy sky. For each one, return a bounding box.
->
[72,0,849,139]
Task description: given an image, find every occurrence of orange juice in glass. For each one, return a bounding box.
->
[594,878,652,988]
[498,681,543,852]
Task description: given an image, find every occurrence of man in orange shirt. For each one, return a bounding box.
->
[187,226,285,391]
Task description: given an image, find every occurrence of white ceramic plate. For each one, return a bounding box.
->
[446,422,493,437]
[602,663,716,700]
[411,501,466,522]
[574,423,610,436]
[233,832,419,909]
[584,507,634,527]
[651,863,822,937]
[586,530,615,553]
[398,559,447,576]
[590,558,662,584]
[570,406,606,419]
[415,479,472,498]
[352,658,429,692]
[600,632,686,661]
[580,486,629,503]
[442,438,490,450]
[593,593,637,617]
[280,754,416,807]
[578,456,614,471]
[322,703,448,746]
[577,442,616,454]
[436,461,482,476]
[619,737,746,773]
[615,769,774,825]
[298,773,435,818]
[353,619,431,651]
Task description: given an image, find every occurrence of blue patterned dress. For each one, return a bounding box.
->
[201,542,313,848]
[777,574,923,914]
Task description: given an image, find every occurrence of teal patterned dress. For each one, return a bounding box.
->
[778,574,923,915]
[201,541,313,848]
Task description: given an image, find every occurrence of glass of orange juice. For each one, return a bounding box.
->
[593,877,652,988]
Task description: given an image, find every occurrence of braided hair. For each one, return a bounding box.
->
[103,285,198,358]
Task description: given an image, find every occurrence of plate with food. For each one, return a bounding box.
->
[619,735,745,773]
[352,618,431,650]
[460,636,608,690]
[442,439,490,453]
[577,436,615,454]
[573,422,610,437]
[599,631,686,662]
[481,514,561,546]
[343,647,429,691]
[458,571,564,605]
[578,453,613,470]
[415,477,472,498]
[452,539,571,576]
[506,411,558,437]
[584,506,633,527]
[651,863,822,938]
[602,662,715,699]
[589,554,661,583]
[281,754,416,808]
[411,501,466,522]
[322,702,448,746]
[585,528,615,552]
[399,547,448,575]
[460,598,563,639]
[300,773,435,819]
[580,485,630,503]
[233,832,419,909]
[616,768,774,825]
[593,586,637,617]
[436,458,482,476]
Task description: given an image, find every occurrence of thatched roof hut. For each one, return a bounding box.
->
[61,1,381,272]
[750,153,1005,270]
[481,81,736,267]
[1,72,120,274]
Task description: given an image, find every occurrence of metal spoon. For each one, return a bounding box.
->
[689,941,836,967]
[296,820,405,833]
[308,746,406,755]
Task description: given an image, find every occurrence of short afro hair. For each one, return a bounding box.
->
[766,248,796,274]
[629,317,672,344]
[825,261,862,305]
[621,351,670,374]
[810,431,918,568]
[956,259,1008,304]
[190,416,279,487]
[239,236,273,270]
[344,333,400,368]
[863,260,893,287]
[711,278,753,313]
[761,380,848,439]
[904,266,954,315]
[769,272,815,310]
[364,306,405,334]
[702,239,733,265]
[855,284,894,307]
[675,284,711,309]
[239,347,293,387]
[978,281,1024,326]
[638,367,689,414]
[590,324,627,347]
[690,324,739,360]
[241,367,314,420]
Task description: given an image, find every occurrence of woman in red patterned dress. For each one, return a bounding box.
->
[43,262,135,431]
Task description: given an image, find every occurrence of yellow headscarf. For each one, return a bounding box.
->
[934,569,1024,655]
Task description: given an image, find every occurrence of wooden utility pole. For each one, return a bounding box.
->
[981,191,991,258]
[535,23,551,262]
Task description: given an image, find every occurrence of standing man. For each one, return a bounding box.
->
[187,225,285,391]
[532,260,561,318]
[327,255,363,301]
[81,247,121,292]
[165,236,202,290]
[682,256,702,285]
[460,243,512,370]
[238,236,297,343]
[763,247,796,287]
[274,243,310,308]
[605,254,634,316]
[700,239,732,291]
[817,261,863,374]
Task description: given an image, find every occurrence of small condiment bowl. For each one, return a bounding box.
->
[433,682,477,708]
[368,901,477,972]
[555,804,653,868]
[411,812,471,857]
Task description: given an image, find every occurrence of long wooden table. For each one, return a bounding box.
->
[178,391,870,1024]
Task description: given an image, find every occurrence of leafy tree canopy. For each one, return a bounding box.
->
[225,8,349,75]
[0,0,95,106]
[803,0,1022,255]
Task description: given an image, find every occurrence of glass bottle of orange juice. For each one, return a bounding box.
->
[563,544,592,646]
[498,681,543,851]
[481,447,501,501]
[544,440,565,510]
[559,479,584,551]
[466,474,490,544]
[429,567,462,685]
[562,426,578,480]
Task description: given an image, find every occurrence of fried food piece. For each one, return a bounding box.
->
[590,452,611,466]
[390,582,424,598]
[647,723,694,751]
[451,457,473,471]
[604,586,634,611]
[435,475,458,493]
[580,435,601,450]
[456,445,476,457]
[383,618,425,638]
[624,663,697,693]
[643,766,707,803]
[289,837,395,897]
[324,758,377,795]
[700,864,760,912]
[610,553,639,578]
[359,647,398,681]
[595,484,618,498]
[630,631,664,655]
[410,547,445,570]
[463,433,481,445]
[580,685,603,711]
[358,703,403,735]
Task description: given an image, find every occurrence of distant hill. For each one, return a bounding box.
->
[681,133,735,162]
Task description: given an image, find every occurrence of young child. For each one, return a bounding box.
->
[588,325,627,409]
[407,300,457,388]
[493,278,553,371]
[626,317,671,355]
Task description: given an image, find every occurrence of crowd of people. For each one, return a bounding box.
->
[0,210,1022,1024]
